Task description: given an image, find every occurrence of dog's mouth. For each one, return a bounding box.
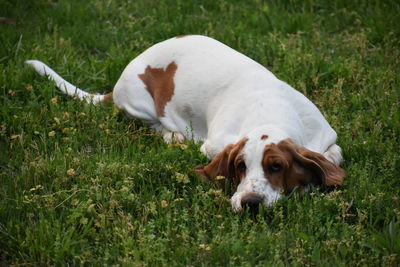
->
[231,190,282,213]
[239,193,264,214]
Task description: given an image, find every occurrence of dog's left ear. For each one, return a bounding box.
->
[279,140,345,186]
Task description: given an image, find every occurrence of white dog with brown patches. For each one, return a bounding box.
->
[26,35,345,212]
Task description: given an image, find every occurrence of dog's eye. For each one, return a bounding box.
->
[269,163,283,173]
[237,161,246,172]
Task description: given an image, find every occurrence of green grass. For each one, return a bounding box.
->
[1,0,399,265]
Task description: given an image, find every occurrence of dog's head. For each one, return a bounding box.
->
[195,135,345,212]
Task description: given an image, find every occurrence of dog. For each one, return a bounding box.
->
[26,35,345,212]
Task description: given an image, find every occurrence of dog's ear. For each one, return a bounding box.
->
[195,144,234,187]
[279,140,345,186]
[195,138,248,187]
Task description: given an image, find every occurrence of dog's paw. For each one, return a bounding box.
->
[200,141,214,159]
[163,131,185,144]
[323,144,343,166]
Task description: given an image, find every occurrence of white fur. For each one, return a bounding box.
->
[26,35,342,211]
[25,60,105,104]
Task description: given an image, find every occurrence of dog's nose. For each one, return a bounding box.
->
[241,193,263,214]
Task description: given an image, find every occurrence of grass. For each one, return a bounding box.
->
[1,0,399,265]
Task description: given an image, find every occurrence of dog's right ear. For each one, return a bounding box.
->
[195,138,248,187]
[195,144,234,187]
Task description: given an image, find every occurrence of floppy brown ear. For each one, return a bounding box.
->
[195,144,234,187]
[195,138,248,187]
[296,146,345,186]
[279,140,345,186]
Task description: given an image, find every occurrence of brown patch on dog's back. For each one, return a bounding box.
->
[261,134,269,140]
[138,62,178,117]
[175,35,190,39]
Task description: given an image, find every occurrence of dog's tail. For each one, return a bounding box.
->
[25,60,112,104]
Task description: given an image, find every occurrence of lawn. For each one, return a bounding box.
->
[1,0,399,265]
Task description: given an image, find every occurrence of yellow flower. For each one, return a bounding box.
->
[62,112,70,120]
[175,172,190,184]
[25,84,33,91]
[178,143,188,150]
[10,134,20,140]
[161,200,168,208]
[50,97,58,104]
[199,244,211,251]
[66,168,75,176]
[80,217,88,225]
[54,117,60,125]
[215,176,225,180]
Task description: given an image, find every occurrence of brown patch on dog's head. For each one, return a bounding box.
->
[138,62,178,117]
[195,138,248,187]
[262,139,345,194]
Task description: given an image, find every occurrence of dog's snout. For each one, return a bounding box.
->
[240,193,263,214]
